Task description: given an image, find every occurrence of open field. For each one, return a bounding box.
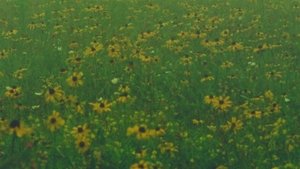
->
[0,0,299,168]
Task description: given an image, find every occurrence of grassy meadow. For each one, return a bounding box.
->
[0,0,300,168]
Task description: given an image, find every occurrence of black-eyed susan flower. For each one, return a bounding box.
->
[131,48,144,58]
[71,124,90,139]
[139,54,152,63]
[245,110,263,119]
[65,95,77,105]
[85,5,104,12]
[83,41,103,56]
[201,39,213,47]
[118,85,130,94]
[221,117,243,133]
[159,141,178,156]
[73,100,85,114]
[68,41,79,49]
[130,160,150,169]
[27,22,38,30]
[116,92,132,103]
[227,42,244,51]
[9,119,32,137]
[204,95,215,105]
[220,29,230,37]
[212,96,232,111]
[127,124,150,139]
[265,71,282,79]
[264,90,274,100]
[5,86,22,99]
[89,99,112,113]
[269,102,281,113]
[0,49,9,59]
[4,29,18,37]
[200,74,215,82]
[138,31,156,40]
[220,61,234,68]
[76,137,91,153]
[190,30,207,39]
[47,111,65,132]
[135,125,148,139]
[66,72,84,87]
[107,44,121,57]
[253,43,269,52]
[133,149,147,159]
[177,31,188,38]
[127,125,139,135]
[13,68,27,79]
[44,86,64,103]
[180,55,193,65]
[148,127,166,137]
[67,53,84,66]
[192,119,205,125]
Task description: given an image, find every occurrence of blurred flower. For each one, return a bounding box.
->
[84,41,103,56]
[108,44,121,57]
[9,119,32,137]
[71,124,90,139]
[76,137,91,153]
[212,96,232,111]
[44,86,64,103]
[5,86,22,99]
[159,141,178,156]
[66,72,84,87]
[130,160,150,169]
[47,111,65,132]
[127,124,150,139]
[221,117,243,133]
[90,99,112,113]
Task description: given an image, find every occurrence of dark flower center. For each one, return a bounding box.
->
[77,127,83,133]
[10,119,20,128]
[72,76,78,82]
[50,117,57,124]
[75,57,81,61]
[48,88,55,95]
[120,92,128,97]
[231,122,236,128]
[219,100,224,105]
[99,103,105,108]
[79,141,85,147]
[138,164,144,169]
[138,126,146,133]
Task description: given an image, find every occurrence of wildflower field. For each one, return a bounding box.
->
[0,0,300,168]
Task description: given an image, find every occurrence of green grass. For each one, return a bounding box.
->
[0,0,299,169]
